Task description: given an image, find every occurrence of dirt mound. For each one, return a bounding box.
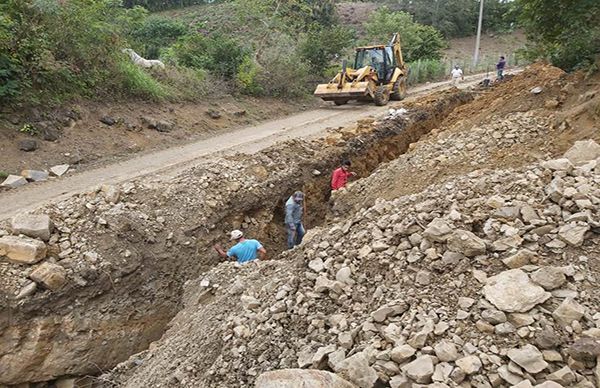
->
[103,139,600,387]
[0,90,471,386]
[97,65,600,388]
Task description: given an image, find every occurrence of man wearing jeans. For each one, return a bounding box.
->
[285,191,305,249]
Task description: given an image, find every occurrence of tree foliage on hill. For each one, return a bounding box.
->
[364,8,446,62]
[516,0,600,71]
[0,0,156,105]
[373,0,515,38]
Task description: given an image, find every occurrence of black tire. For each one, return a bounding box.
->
[373,86,390,106]
[334,100,348,106]
[391,77,407,101]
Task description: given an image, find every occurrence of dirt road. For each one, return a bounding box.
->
[0,71,515,220]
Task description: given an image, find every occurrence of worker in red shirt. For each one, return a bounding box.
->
[331,160,356,190]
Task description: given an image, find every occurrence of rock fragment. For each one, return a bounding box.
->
[0,235,47,264]
[483,269,551,313]
[10,213,53,241]
[30,262,67,290]
[1,175,27,188]
[507,345,548,374]
[255,369,356,388]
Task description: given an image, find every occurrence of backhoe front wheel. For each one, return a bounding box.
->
[391,77,407,101]
[373,86,390,106]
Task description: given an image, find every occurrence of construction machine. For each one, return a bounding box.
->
[314,33,408,106]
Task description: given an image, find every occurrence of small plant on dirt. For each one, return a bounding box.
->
[19,123,38,136]
[0,171,8,179]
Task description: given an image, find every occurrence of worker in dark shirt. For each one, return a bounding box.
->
[496,56,506,81]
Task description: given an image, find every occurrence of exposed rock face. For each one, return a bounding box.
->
[483,269,551,313]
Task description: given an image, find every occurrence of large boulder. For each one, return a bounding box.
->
[447,230,486,257]
[10,213,53,241]
[0,235,47,264]
[563,139,600,165]
[255,369,357,388]
[483,269,551,313]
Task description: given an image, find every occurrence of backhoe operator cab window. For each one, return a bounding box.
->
[354,47,395,83]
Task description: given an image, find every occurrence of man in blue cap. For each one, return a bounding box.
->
[285,191,305,249]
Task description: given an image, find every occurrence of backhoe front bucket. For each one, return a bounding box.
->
[314,81,371,102]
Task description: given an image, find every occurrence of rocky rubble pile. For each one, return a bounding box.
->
[106,140,600,388]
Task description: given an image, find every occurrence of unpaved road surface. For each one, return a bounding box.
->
[0,71,516,220]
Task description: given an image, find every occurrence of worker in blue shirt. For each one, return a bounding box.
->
[213,230,266,263]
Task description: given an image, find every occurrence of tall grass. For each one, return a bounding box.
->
[117,61,170,101]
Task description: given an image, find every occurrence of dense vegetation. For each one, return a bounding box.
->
[517,0,600,71]
[1,0,597,108]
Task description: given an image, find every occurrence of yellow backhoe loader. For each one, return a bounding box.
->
[314,33,408,106]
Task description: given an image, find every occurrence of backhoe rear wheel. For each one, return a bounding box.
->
[373,86,390,106]
[391,77,407,101]
[334,100,348,106]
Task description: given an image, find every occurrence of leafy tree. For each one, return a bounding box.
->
[299,25,355,73]
[364,8,446,62]
[517,0,600,70]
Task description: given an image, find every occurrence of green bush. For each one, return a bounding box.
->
[236,56,264,96]
[0,0,148,106]
[364,8,446,62]
[129,16,188,59]
[167,33,249,77]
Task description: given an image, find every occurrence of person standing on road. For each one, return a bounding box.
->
[213,230,266,264]
[331,160,356,191]
[496,56,506,81]
[451,65,464,86]
[285,191,305,249]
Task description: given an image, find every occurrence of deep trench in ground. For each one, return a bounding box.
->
[4,90,474,387]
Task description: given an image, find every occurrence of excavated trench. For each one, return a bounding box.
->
[1,90,473,387]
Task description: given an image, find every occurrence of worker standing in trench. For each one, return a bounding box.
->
[213,230,266,263]
[331,160,356,191]
[285,191,305,249]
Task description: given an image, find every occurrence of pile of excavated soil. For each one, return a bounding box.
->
[96,64,600,388]
[103,139,600,388]
[0,90,471,386]
[332,63,599,216]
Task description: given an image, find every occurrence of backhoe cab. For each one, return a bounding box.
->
[314,33,408,106]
